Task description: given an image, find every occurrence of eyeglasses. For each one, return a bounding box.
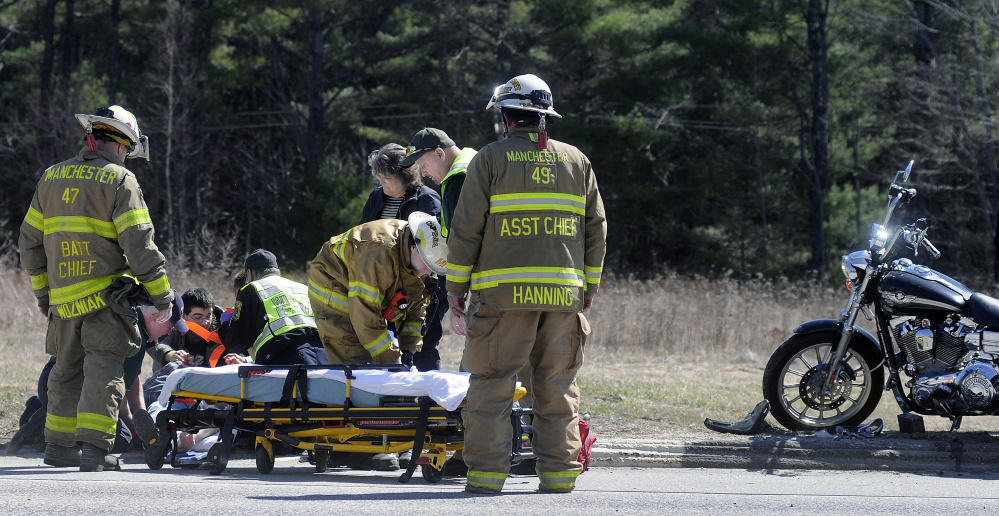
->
[185,312,211,323]
[406,145,437,157]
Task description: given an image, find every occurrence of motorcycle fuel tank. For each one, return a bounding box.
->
[878,259,972,315]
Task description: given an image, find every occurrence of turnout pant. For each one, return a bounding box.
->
[44,304,140,451]
[461,295,590,492]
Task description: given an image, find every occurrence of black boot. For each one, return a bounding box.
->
[43,443,81,467]
[132,409,158,448]
[80,442,120,472]
[442,456,468,477]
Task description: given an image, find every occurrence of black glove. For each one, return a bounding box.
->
[401,350,414,368]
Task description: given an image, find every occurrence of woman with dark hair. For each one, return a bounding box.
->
[359,142,445,374]
[360,143,441,223]
[352,142,443,471]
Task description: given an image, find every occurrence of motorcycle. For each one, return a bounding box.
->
[763,160,999,432]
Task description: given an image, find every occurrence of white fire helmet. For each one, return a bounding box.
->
[485,73,561,119]
[75,105,150,161]
[408,211,448,275]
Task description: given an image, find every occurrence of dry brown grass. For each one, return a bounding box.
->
[3,266,998,444]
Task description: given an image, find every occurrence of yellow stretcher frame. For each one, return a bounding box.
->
[143,364,532,483]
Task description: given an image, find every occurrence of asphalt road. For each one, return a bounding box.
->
[595,430,999,475]
[5,425,999,515]
[2,450,999,515]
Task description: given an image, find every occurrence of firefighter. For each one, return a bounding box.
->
[19,105,173,472]
[446,74,607,493]
[308,212,446,366]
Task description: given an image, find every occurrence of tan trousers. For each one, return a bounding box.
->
[44,304,140,451]
[461,295,589,491]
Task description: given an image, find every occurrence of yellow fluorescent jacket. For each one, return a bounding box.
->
[18,148,172,316]
[307,219,430,355]
[445,128,607,311]
[248,275,317,358]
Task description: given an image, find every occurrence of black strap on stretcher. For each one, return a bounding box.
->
[398,395,431,483]
[208,408,236,475]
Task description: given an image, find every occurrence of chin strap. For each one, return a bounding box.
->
[537,115,548,150]
[85,120,97,151]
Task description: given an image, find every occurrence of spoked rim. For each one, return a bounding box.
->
[776,342,875,427]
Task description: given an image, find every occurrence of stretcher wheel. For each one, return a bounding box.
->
[421,464,443,483]
[314,450,329,473]
[255,444,275,474]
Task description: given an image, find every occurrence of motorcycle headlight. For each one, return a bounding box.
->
[841,250,872,290]
[869,223,889,251]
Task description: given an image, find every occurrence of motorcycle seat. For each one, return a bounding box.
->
[967,292,999,329]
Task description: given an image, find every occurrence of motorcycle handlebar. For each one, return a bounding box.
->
[922,237,941,259]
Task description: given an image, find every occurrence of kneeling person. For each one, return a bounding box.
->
[309,212,446,366]
[222,249,325,366]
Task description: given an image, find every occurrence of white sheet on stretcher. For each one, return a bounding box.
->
[158,364,471,411]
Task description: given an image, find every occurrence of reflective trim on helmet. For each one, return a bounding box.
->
[489,193,586,215]
[470,267,584,290]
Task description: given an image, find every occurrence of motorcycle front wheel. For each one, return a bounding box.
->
[763,331,885,431]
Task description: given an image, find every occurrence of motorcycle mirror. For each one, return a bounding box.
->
[891,160,913,185]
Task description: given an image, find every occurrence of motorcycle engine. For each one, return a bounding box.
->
[911,361,999,413]
[895,316,999,413]
[893,316,972,375]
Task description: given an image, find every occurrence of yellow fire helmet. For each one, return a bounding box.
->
[74,105,150,161]
[408,211,448,275]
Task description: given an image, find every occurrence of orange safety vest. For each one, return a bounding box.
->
[186,323,225,367]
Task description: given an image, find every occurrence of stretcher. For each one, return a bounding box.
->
[143,363,533,483]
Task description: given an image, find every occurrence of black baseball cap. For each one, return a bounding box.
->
[400,128,455,167]
[244,248,278,270]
